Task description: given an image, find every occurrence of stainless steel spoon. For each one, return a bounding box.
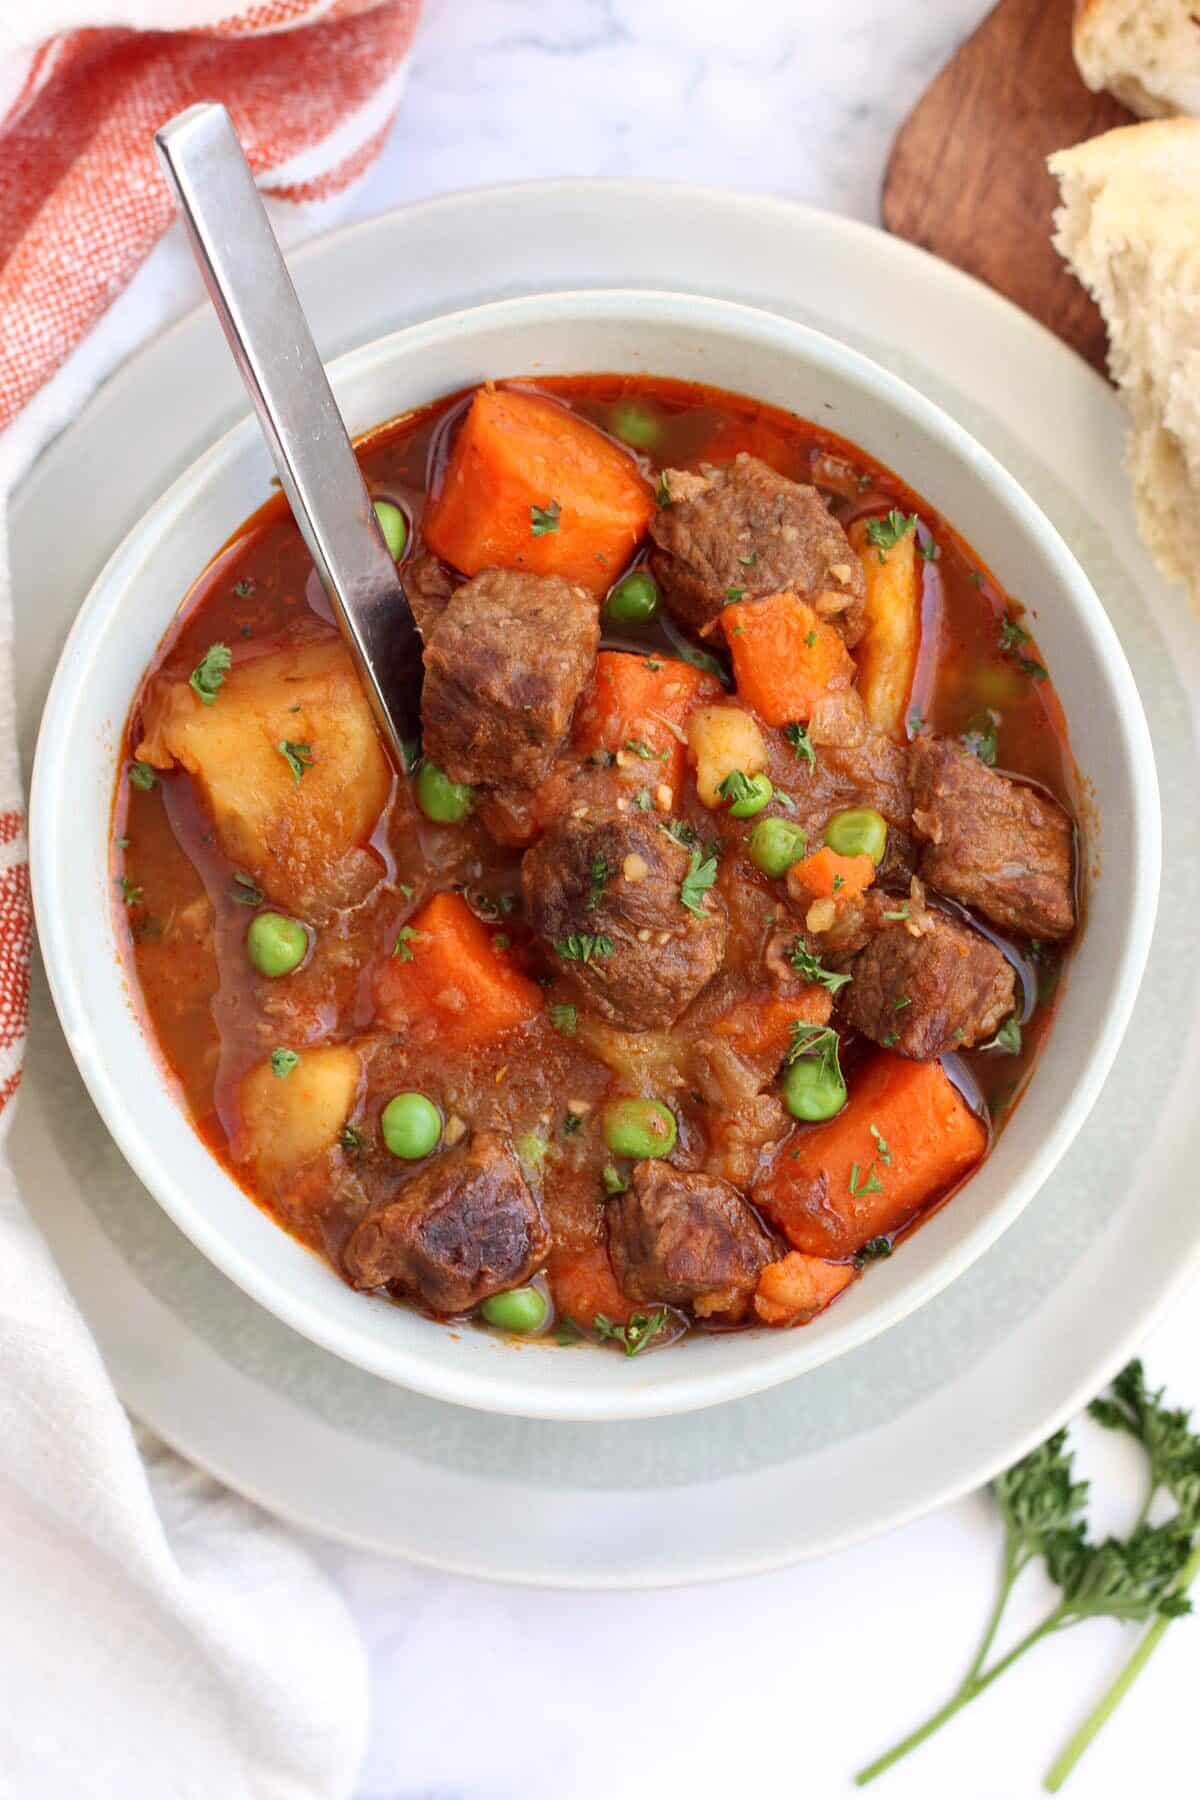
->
[154,101,422,767]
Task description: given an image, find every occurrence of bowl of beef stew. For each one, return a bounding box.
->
[30,291,1159,1420]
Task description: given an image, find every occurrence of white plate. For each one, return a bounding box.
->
[12,183,1200,1584]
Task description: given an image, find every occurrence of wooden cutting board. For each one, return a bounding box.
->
[882,0,1133,373]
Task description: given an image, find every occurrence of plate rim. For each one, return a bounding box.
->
[13,179,1200,1583]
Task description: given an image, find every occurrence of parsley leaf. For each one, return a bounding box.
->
[716,768,758,807]
[662,817,699,850]
[726,585,745,602]
[601,1164,628,1196]
[999,614,1030,651]
[562,1110,584,1137]
[587,853,614,911]
[784,722,816,769]
[189,643,231,706]
[340,1124,364,1152]
[633,788,653,811]
[864,510,917,559]
[393,925,422,961]
[594,1308,669,1357]
[530,500,561,536]
[623,739,657,760]
[554,933,613,965]
[230,871,264,907]
[788,940,852,994]
[983,1013,1022,1055]
[870,1125,892,1165]
[679,847,719,916]
[278,740,313,783]
[962,710,999,766]
[233,578,256,598]
[849,1161,884,1198]
[117,875,143,907]
[549,1002,578,1036]
[270,1048,299,1078]
[854,1235,893,1267]
[655,473,671,507]
[128,760,157,791]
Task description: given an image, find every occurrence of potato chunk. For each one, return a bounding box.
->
[236,1044,360,1181]
[849,518,921,740]
[137,636,391,912]
[686,704,768,807]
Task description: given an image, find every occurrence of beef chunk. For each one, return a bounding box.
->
[909,738,1076,940]
[522,815,726,1030]
[422,568,600,789]
[837,910,1016,1059]
[648,454,866,642]
[404,552,456,638]
[608,1160,774,1312]
[342,1132,549,1313]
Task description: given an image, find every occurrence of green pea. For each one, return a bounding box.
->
[726,773,773,819]
[373,499,408,560]
[604,569,660,626]
[601,1097,677,1160]
[416,761,473,824]
[481,1286,548,1333]
[246,911,308,978]
[608,400,662,450]
[748,817,808,877]
[781,1056,847,1122]
[381,1092,442,1160]
[824,806,888,865]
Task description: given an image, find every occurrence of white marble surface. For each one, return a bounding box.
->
[20,3,1200,1797]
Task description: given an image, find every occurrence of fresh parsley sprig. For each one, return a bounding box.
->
[680,846,719,916]
[855,1360,1200,1790]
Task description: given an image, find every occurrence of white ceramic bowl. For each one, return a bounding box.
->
[30,290,1159,1421]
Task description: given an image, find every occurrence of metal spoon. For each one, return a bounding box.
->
[154,101,422,767]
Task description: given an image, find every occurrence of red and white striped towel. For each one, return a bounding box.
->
[0,6,419,1793]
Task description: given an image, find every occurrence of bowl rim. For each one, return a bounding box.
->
[29,287,1161,1420]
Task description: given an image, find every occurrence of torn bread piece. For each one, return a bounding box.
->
[1073,0,1200,120]
[1049,119,1200,604]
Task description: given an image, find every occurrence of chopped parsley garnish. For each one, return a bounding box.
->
[854,1234,894,1266]
[117,875,143,906]
[530,500,561,536]
[783,722,815,769]
[587,853,615,910]
[549,1002,578,1036]
[774,789,797,812]
[663,817,699,850]
[869,1124,892,1165]
[908,710,926,736]
[917,536,940,562]
[594,1308,669,1357]
[128,760,157,791]
[716,768,758,807]
[270,1048,299,1078]
[864,509,917,561]
[969,569,985,587]
[679,847,719,916]
[849,1160,884,1198]
[233,578,256,597]
[738,551,757,567]
[784,1024,844,1093]
[882,905,910,922]
[984,1012,1023,1055]
[562,1110,584,1137]
[115,837,130,851]
[601,1164,628,1196]
[339,1124,364,1152]
[230,871,264,907]
[726,586,745,602]
[645,658,662,672]
[962,710,999,766]
[999,615,1030,651]
[393,925,422,961]
[554,933,613,964]
[189,642,231,706]
[655,473,671,507]
[277,740,313,783]
[623,738,657,760]
[633,788,653,811]
[789,941,852,994]
[832,875,844,893]
[493,933,511,951]
[894,993,911,1011]
[882,1031,899,1047]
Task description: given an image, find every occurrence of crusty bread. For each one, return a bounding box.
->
[1050,119,1200,602]
[1074,0,1200,118]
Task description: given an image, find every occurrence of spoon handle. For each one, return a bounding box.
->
[154,101,421,764]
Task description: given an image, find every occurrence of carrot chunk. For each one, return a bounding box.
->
[548,1243,634,1327]
[712,988,832,1068]
[422,387,654,596]
[373,891,542,1048]
[572,650,720,793]
[753,1053,987,1260]
[787,846,875,904]
[723,591,855,725]
[754,1252,856,1326]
